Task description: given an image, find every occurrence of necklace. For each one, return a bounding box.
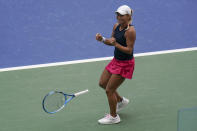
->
[119,24,129,31]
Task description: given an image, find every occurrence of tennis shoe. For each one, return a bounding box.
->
[116,97,129,112]
[98,114,121,124]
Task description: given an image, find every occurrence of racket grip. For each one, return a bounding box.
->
[74,89,89,97]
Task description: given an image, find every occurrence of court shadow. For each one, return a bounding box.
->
[119,112,138,125]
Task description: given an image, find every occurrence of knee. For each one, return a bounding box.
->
[105,88,114,96]
[99,81,106,89]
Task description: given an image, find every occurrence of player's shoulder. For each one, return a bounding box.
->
[114,23,119,28]
[128,25,135,32]
[126,25,136,34]
[113,23,119,31]
[125,25,136,39]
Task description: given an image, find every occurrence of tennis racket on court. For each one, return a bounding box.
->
[42,89,89,114]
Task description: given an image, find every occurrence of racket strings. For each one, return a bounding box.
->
[43,92,66,113]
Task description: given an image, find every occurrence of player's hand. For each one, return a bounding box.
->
[96,33,103,41]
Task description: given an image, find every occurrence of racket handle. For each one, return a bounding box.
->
[74,89,89,97]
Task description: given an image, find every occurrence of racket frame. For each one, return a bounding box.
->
[42,89,88,114]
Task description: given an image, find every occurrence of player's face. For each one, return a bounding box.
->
[116,13,130,24]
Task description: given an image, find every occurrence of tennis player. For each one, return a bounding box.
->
[95,5,136,124]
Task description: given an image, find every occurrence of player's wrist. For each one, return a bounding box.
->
[101,37,106,43]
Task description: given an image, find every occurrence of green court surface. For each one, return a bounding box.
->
[0,51,197,131]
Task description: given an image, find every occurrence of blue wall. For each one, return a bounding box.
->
[0,0,197,68]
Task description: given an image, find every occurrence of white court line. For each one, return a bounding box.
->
[0,47,197,72]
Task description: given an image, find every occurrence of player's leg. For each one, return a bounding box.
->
[105,74,125,117]
[99,69,111,89]
[99,69,122,102]
[98,74,125,124]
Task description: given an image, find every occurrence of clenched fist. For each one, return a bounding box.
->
[95,33,103,41]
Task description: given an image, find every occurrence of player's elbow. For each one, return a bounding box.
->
[128,50,132,55]
[126,49,133,55]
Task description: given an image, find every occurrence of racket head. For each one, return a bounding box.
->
[42,91,74,114]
